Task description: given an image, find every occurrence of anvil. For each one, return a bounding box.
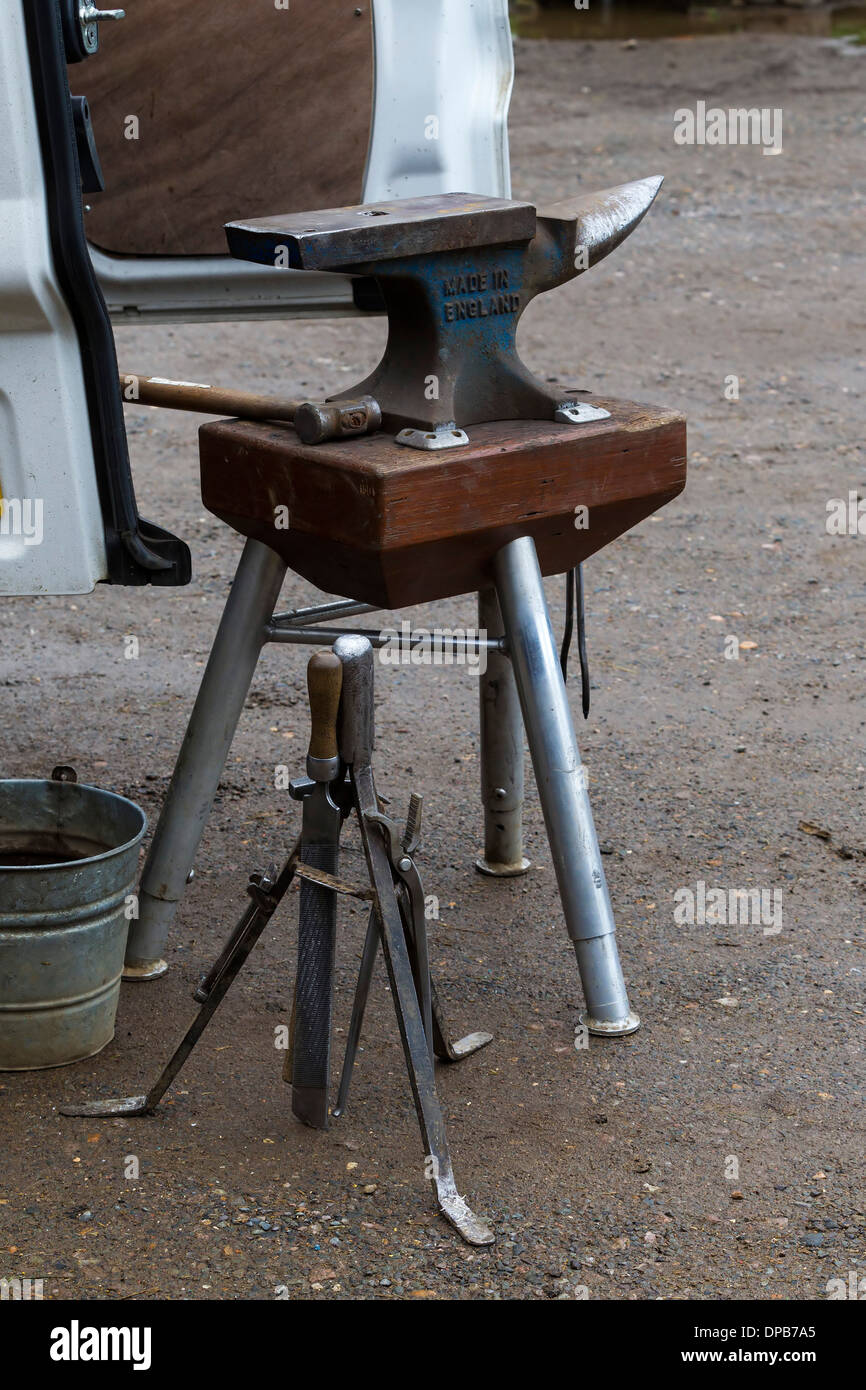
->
[225,179,663,447]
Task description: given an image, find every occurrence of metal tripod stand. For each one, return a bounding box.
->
[123,534,639,1040]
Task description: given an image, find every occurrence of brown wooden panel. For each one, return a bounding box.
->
[81,0,374,256]
[199,399,688,608]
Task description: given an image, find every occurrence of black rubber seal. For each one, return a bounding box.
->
[21,0,190,587]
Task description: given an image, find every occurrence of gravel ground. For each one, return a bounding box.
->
[1,33,864,1301]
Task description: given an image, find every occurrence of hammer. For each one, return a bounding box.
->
[117,371,381,444]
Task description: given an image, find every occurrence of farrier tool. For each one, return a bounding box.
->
[118,371,381,445]
[225,178,663,447]
[62,638,494,1245]
[289,648,343,1129]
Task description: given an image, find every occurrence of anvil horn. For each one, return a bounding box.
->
[537,174,664,272]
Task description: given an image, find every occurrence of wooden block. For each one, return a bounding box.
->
[199,398,687,608]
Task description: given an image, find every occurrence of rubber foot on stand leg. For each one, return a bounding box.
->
[122,959,168,981]
[474,855,530,878]
[578,1009,640,1038]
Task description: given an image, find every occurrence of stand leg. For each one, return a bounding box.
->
[493,537,639,1037]
[125,539,287,978]
[476,589,530,877]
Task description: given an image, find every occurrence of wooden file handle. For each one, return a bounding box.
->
[307,650,343,765]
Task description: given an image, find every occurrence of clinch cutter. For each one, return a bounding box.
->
[63,636,494,1246]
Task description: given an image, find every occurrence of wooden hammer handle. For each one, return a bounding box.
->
[119,371,300,421]
[307,650,343,764]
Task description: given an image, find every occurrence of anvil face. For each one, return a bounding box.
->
[226,193,538,271]
[224,182,663,437]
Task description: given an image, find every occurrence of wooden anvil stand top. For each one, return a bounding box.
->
[199,397,686,609]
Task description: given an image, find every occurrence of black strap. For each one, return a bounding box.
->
[21,0,190,586]
[560,566,590,718]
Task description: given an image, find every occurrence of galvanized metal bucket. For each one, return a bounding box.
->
[0,775,146,1069]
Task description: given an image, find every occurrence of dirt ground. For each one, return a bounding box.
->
[2,33,864,1301]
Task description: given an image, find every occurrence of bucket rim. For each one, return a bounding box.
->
[0,778,147,872]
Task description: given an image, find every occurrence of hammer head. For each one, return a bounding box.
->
[224,180,664,440]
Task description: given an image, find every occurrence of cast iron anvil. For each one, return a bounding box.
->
[224,178,663,448]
